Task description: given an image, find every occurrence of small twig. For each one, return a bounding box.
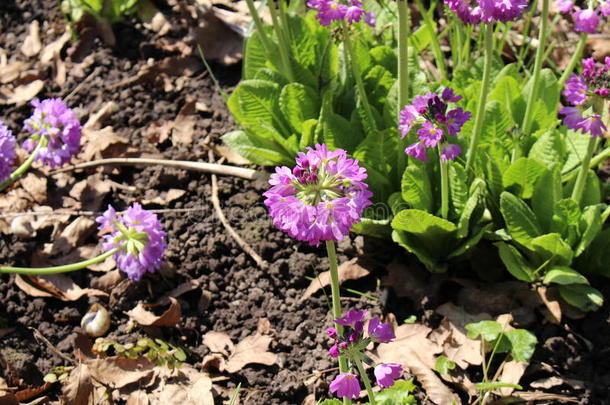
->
[30,327,75,365]
[64,67,101,103]
[50,157,267,181]
[209,152,269,270]
[0,207,207,219]
[301,366,339,379]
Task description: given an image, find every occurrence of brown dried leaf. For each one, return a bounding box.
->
[436,302,492,329]
[0,61,28,84]
[301,258,370,301]
[375,323,441,369]
[497,361,527,396]
[155,369,213,405]
[0,393,20,405]
[61,364,93,405]
[189,10,242,65]
[138,0,172,35]
[126,390,149,405]
[127,297,182,327]
[224,333,277,373]
[21,172,47,204]
[537,286,562,324]
[14,274,107,301]
[145,120,174,144]
[86,357,155,388]
[84,101,118,130]
[0,80,44,104]
[40,31,71,64]
[21,21,42,57]
[15,382,53,402]
[214,145,251,165]
[91,270,123,292]
[80,126,129,161]
[172,101,197,145]
[156,280,200,305]
[203,331,234,356]
[69,174,111,212]
[429,318,482,369]
[142,189,186,206]
[50,217,97,255]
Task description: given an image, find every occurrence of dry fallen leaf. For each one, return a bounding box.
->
[79,126,129,161]
[62,364,93,405]
[202,330,277,373]
[189,10,243,65]
[537,286,562,324]
[213,144,251,165]
[142,189,186,206]
[497,360,527,396]
[156,279,200,305]
[50,217,97,255]
[429,318,482,370]
[301,258,371,301]
[172,101,197,145]
[86,357,155,389]
[0,61,28,83]
[14,274,107,301]
[40,31,71,64]
[374,323,441,369]
[126,390,150,405]
[20,172,47,204]
[0,80,44,105]
[127,297,182,327]
[203,331,234,356]
[21,21,42,57]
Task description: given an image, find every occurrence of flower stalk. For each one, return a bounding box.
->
[352,355,377,405]
[465,22,494,175]
[396,0,411,181]
[438,146,450,219]
[521,0,549,135]
[0,137,46,192]
[0,247,119,275]
[571,134,599,204]
[326,241,349,375]
[268,0,295,82]
[559,34,587,86]
[245,0,273,54]
[414,0,447,80]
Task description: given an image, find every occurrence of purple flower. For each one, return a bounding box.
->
[441,144,462,162]
[327,327,338,339]
[364,11,376,27]
[22,98,81,168]
[559,106,585,130]
[446,108,471,135]
[328,344,340,358]
[577,115,607,137]
[417,121,443,147]
[368,318,395,343]
[563,74,588,105]
[0,121,17,183]
[573,9,600,33]
[442,88,462,102]
[308,0,373,26]
[263,144,372,246]
[405,142,429,162]
[600,1,610,16]
[335,309,367,326]
[445,0,527,24]
[96,203,167,281]
[374,363,403,388]
[557,0,574,13]
[330,373,361,399]
[399,105,420,137]
[345,5,364,22]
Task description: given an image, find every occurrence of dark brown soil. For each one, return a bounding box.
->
[1,1,610,404]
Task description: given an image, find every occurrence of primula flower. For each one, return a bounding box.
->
[96,203,167,281]
[399,88,471,162]
[335,309,367,326]
[600,1,610,16]
[445,0,528,24]
[263,144,372,246]
[374,363,403,388]
[22,98,81,168]
[330,373,361,399]
[560,58,610,137]
[328,344,341,358]
[557,0,574,13]
[573,8,601,33]
[307,0,376,27]
[368,317,395,343]
[0,122,17,183]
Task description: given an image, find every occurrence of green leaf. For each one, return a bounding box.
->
[317,400,342,405]
[375,380,417,405]
[475,382,523,391]
[401,165,433,212]
[221,131,292,166]
[543,266,589,285]
[351,217,391,239]
[465,320,502,341]
[581,170,602,207]
[496,242,536,282]
[369,46,397,76]
[447,223,492,259]
[531,166,562,232]
[551,199,581,246]
[434,356,456,375]
[456,179,485,238]
[449,163,468,218]
[575,204,603,256]
[500,192,542,246]
[575,228,610,276]
[529,233,574,265]
[503,157,546,199]
[490,75,525,123]
[558,284,604,311]
[279,83,320,134]
[244,31,273,79]
[299,119,318,150]
[562,129,591,175]
[529,130,566,167]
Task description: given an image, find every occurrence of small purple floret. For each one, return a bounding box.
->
[374,363,403,388]
[330,373,361,399]
[445,0,527,24]
[368,317,395,343]
[573,9,600,33]
[335,309,367,326]
[0,121,17,183]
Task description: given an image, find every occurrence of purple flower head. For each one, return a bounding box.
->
[557,0,574,13]
[96,203,167,281]
[564,74,589,105]
[345,5,364,22]
[368,318,395,343]
[0,122,17,183]
[577,115,607,137]
[445,0,527,24]
[573,9,600,33]
[327,327,339,339]
[22,98,81,168]
[559,106,585,130]
[328,344,341,358]
[374,363,403,388]
[335,309,367,326]
[263,144,372,246]
[600,1,610,16]
[446,108,471,135]
[441,144,462,162]
[417,121,443,148]
[442,87,463,103]
[405,142,429,162]
[330,373,361,399]
[364,11,376,26]
[308,0,373,26]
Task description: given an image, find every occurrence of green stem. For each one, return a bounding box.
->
[570,135,598,205]
[326,241,348,374]
[439,146,449,219]
[353,355,377,405]
[343,26,376,131]
[397,0,410,110]
[414,0,447,80]
[244,0,273,54]
[0,138,46,192]
[521,0,549,135]
[268,1,295,82]
[465,23,494,176]
[0,247,119,275]
[559,34,587,87]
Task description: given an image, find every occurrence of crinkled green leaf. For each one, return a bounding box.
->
[375,380,417,405]
[279,83,320,134]
[401,164,433,212]
[543,266,589,285]
[466,320,502,341]
[529,233,573,265]
[496,242,536,282]
[500,192,542,246]
[503,158,546,199]
[532,166,562,232]
[434,356,457,375]
[558,284,604,312]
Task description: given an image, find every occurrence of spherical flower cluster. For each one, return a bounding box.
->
[556,0,608,33]
[559,57,610,137]
[0,121,17,183]
[307,0,376,27]
[23,98,81,168]
[263,144,372,246]
[96,203,167,281]
[445,0,528,24]
[327,309,403,399]
[399,88,471,162]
